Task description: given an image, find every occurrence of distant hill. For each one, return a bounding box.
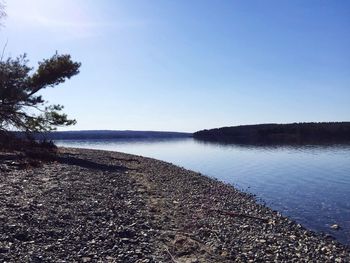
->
[34,130,192,140]
[193,122,350,145]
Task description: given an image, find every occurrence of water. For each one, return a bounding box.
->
[56,137,350,245]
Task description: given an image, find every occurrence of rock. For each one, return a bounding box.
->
[14,231,30,242]
[81,257,91,262]
[331,224,340,230]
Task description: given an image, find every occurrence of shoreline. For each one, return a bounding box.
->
[1,147,349,262]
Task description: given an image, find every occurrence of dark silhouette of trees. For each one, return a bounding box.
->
[0,53,80,135]
[193,123,350,145]
[0,3,80,159]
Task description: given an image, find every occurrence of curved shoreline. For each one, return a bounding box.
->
[0,147,349,262]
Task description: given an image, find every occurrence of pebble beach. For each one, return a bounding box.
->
[0,147,349,262]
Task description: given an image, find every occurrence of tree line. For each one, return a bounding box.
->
[193,122,350,145]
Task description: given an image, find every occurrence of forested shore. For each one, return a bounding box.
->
[194,122,350,145]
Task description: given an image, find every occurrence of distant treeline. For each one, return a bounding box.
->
[193,122,350,145]
[31,130,192,140]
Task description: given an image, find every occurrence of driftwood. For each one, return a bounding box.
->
[211,209,268,222]
[164,246,178,263]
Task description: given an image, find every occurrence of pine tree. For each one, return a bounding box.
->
[0,53,81,133]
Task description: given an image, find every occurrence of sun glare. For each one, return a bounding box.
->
[7,0,95,38]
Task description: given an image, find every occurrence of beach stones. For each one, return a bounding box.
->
[1,148,350,262]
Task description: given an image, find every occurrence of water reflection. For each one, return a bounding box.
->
[56,138,350,245]
[194,137,350,151]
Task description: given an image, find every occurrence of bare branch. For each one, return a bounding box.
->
[0,0,7,26]
[1,39,8,61]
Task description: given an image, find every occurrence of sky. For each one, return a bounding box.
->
[0,0,349,132]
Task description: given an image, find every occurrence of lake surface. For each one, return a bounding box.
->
[56,137,350,245]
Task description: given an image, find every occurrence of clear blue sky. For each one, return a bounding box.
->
[1,0,349,132]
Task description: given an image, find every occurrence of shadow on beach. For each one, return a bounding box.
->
[56,155,131,173]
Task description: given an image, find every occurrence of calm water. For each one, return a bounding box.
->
[56,138,350,245]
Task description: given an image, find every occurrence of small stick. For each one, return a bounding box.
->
[211,209,268,222]
[164,246,178,263]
